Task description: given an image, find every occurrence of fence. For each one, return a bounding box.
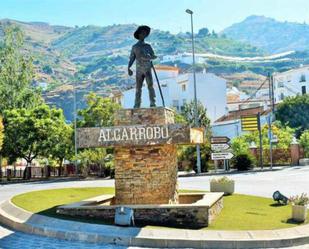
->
[1,164,76,180]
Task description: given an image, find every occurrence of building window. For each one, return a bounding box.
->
[181,84,186,92]
[278,82,284,88]
[300,74,306,82]
[280,93,285,100]
[302,86,306,95]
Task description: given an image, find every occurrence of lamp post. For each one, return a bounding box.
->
[73,80,78,176]
[186,9,201,174]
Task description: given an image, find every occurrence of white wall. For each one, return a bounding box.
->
[273,66,309,102]
[122,71,227,122]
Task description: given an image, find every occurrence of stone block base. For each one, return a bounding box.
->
[115,144,178,205]
[57,192,224,228]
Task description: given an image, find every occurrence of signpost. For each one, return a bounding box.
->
[211,152,234,160]
[211,143,230,151]
[210,136,233,172]
[210,136,230,144]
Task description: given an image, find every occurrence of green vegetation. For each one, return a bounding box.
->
[2,104,71,179]
[0,25,41,113]
[208,194,309,230]
[0,117,3,151]
[74,93,120,177]
[290,193,309,206]
[231,123,294,154]
[12,188,309,230]
[231,154,255,171]
[300,130,309,157]
[78,92,121,127]
[276,94,309,137]
[12,187,114,215]
[177,101,212,172]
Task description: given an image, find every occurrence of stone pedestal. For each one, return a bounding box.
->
[114,108,178,205]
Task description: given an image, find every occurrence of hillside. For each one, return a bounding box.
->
[222,15,309,53]
[2,18,309,121]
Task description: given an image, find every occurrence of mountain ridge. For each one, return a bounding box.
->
[222,15,309,53]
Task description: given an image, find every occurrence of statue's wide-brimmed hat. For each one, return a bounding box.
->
[134,25,151,39]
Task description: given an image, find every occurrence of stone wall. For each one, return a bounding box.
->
[114,107,178,205]
[57,193,224,228]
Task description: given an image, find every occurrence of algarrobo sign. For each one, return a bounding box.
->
[98,126,169,142]
[77,124,204,148]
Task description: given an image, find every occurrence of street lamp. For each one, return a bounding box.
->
[186,9,202,174]
[73,79,78,176]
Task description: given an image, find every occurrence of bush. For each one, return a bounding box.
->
[232,153,254,171]
[210,176,234,184]
[289,193,309,206]
[300,130,309,158]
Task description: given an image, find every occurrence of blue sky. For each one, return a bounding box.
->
[1,0,309,33]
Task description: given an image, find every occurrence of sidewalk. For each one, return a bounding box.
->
[178,165,286,177]
[1,198,309,248]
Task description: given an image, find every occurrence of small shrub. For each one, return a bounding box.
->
[210,176,234,184]
[289,193,309,206]
[232,153,254,171]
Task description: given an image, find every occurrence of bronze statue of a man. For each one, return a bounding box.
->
[128,25,157,108]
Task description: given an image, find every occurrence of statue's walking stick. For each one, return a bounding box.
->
[151,61,165,107]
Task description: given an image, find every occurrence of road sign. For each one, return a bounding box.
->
[241,115,258,131]
[211,152,234,160]
[211,136,230,144]
[211,143,230,151]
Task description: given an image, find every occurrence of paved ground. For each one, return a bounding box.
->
[1,165,309,249]
[0,226,128,249]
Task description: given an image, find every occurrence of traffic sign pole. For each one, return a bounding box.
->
[258,112,263,169]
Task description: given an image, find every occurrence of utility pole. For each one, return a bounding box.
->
[74,80,78,175]
[186,9,202,174]
[268,73,273,170]
[257,112,263,169]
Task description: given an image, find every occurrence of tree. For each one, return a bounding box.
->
[0,117,3,151]
[78,92,121,127]
[0,25,41,113]
[77,148,107,177]
[0,117,3,178]
[197,28,210,37]
[276,94,309,137]
[2,105,68,179]
[300,130,309,157]
[181,100,210,129]
[49,118,73,176]
[211,30,218,38]
[231,123,294,152]
[179,101,211,172]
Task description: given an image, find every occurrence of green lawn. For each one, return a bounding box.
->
[11,187,309,230]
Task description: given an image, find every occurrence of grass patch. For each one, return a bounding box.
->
[11,187,309,230]
[207,194,309,230]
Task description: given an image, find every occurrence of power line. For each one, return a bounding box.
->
[242,77,269,104]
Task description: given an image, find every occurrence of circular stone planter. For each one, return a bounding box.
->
[210,181,235,195]
[292,205,307,222]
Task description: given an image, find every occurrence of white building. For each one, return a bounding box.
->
[121,65,227,122]
[161,53,207,64]
[272,65,309,102]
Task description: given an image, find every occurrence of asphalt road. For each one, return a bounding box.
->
[1,165,309,249]
[1,165,309,202]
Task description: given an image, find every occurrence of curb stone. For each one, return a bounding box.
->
[1,199,309,248]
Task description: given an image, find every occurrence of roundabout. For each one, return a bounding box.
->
[1,187,309,248]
